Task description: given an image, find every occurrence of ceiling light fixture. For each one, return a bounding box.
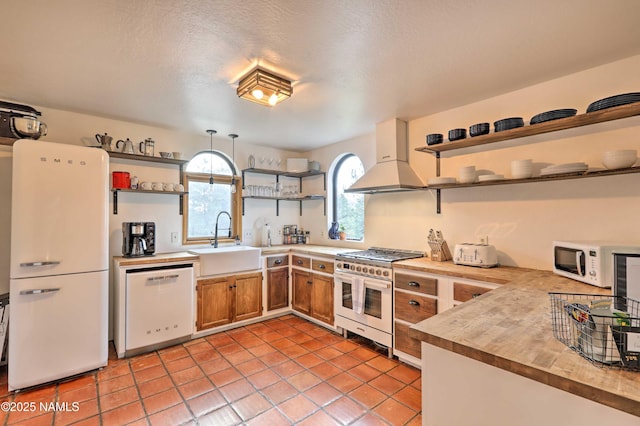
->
[228,133,238,193]
[206,129,217,184]
[237,67,292,107]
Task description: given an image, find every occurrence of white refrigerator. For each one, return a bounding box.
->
[9,139,109,391]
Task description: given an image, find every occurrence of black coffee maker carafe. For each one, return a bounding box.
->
[122,222,156,257]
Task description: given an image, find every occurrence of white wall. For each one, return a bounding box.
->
[303,54,640,269]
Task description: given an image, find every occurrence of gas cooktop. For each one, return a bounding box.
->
[337,247,424,263]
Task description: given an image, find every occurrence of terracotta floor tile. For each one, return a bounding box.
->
[327,372,363,393]
[406,413,422,425]
[351,413,391,426]
[245,407,291,426]
[296,352,324,369]
[137,375,175,399]
[316,346,343,360]
[260,330,285,342]
[410,377,421,391]
[333,339,360,353]
[330,353,362,370]
[300,339,327,351]
[244,322,270,334]
[304,382,342,407]
[298,409,342,426]
[258,350,288,366]
[277,327,303,338]
[68,414,102,426]
[158,346,190,363]
[233,335,265,349]
[98,372,135,395]
[184,339,213,355]
[143,387,183,415]
[205,332,235,347]
[133,365,167,384]
[129,353,162,372]
[187,389,227,417]
[279,343,310,358]
[170,365,205,386]
[178,376,215,400]
[373,398,417,426]
[369,374,404,396]
[317,334,344,345]
[54,398,99,425]
[278,393,319,423]
[231,392,273,421]
[235,358,267,377]
[219,378,254,402]
[101,400,146,425]
[350,363,382,382]
[272,360,305,378]
[58,382,98,403]
[164,355,196,373]
[223,348,255,364]
[270,337,296,350]
[349,384,387,409]
[217,342,244,356]
[196,405,241,426]
[199,358,231,375]
[9,412,53,426]
[310,361,342,380]
[288,331,314,344]
[191,348,222,364]
[99,386,140,412]
[208,367,242,387]
[246,369,279,390]
[366,355,399,373]
[288,370,322,392]
[58,374,97,394]
[261,380,298,404]
[350,347,379,362]
[393,386,421,411]
[388,364,421,384]
[147,402,193,426]
[247,343,277,357]
[325,395,366,424]
[13,385,56,403]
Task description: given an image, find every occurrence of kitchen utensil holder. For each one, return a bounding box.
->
[430,240,452,262]
[549,292,640,370]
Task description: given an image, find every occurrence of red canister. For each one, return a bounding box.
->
[112,171,130,189]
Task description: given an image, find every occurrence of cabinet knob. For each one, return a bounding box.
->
[274,259,283,265]
[297,259,303,265]
[409,300,420,306]
[408,281,420,287]
[472,293,482,298]
[307,281,312,285]
[318,263,326,269]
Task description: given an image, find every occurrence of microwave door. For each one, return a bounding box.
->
[555,247,585,276]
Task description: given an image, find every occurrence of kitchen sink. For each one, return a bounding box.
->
[188,246,261,276]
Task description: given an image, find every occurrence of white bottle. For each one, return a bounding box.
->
[262,223,271,247]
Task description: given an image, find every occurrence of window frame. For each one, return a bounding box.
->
[331,153,365,241]
[182,151,242,245]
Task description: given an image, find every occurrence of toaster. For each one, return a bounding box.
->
[453,243,498,268]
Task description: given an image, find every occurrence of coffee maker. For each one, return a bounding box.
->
[122,222,156,257]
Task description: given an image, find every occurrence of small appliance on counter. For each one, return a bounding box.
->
[0,100,47,141]
[427,229,451,261]
[122,222,156,257]
[453,242,498,268]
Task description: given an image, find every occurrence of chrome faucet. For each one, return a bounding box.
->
[212,211,232,248]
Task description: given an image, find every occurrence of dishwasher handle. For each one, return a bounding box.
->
[147,274,180,282]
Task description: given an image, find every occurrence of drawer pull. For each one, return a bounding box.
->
[307,281,312,285]
[317,263,326,269]
[408,281,420,287]
[147,274,179,281]
[274,259,283,265]
[297,259,304,265]
[408,300,420,306]
[472,293,482,299]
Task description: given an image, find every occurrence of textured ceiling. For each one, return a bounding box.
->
[1,0,639,150]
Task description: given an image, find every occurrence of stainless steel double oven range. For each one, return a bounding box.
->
[334,247,424,357]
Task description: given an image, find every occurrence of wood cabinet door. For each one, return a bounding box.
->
[291,269,311,315]
[197,277,232,330]
[267,268,289,311]
[311,273,334,325]
[234,272,263,322]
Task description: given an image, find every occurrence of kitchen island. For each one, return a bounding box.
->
[403,259,639,423]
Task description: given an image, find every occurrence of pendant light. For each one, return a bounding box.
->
[206,129,217,184]
[228,133,238,193]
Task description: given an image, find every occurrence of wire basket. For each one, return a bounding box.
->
[549,292,640,370]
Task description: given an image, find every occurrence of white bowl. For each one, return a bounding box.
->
[428,176,456,185]
[602,150,637,169]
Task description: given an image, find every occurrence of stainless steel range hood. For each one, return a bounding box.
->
[345,118,425,194]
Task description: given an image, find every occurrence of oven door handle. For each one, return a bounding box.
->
[334,272,390,290]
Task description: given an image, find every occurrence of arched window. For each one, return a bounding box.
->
[184,151,241,243]
[332,154,365,241]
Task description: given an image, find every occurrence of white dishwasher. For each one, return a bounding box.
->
[125,264,194,353]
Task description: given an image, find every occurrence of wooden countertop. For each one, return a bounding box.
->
[407,264,640,417]
[113,251,199,267]
[260,244,350,257]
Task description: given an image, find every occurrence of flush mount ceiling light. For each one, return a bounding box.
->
[237,67,293,107]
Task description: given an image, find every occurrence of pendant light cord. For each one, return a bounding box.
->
[206,129,217,184]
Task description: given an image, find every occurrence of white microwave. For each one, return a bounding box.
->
[552,241,640,288]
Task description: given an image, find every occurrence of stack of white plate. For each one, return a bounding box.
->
[428,176,456,185]
[478,174,505,182]
[540,162,588,176]
[458,166,477,183]
[511,159,533,179]
[602,150,637,170]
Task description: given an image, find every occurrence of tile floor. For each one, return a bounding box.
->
[0,315,421,425]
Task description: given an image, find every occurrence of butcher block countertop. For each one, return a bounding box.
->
[113,251,199,267]
[404,260,640,417]
[260,244,350,257]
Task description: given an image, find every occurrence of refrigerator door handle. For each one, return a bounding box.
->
[19,261,61,267]
[19,288,61,295]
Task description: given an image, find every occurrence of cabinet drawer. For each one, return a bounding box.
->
[394,291,437,323]
[267,255,289,268]
[394,321,421,359]
[311,259,334,274]
[453,282,494,303]
[394,272,437,296]
[291,255,310,269]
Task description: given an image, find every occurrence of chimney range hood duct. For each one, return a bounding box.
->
[345,118,425,194]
